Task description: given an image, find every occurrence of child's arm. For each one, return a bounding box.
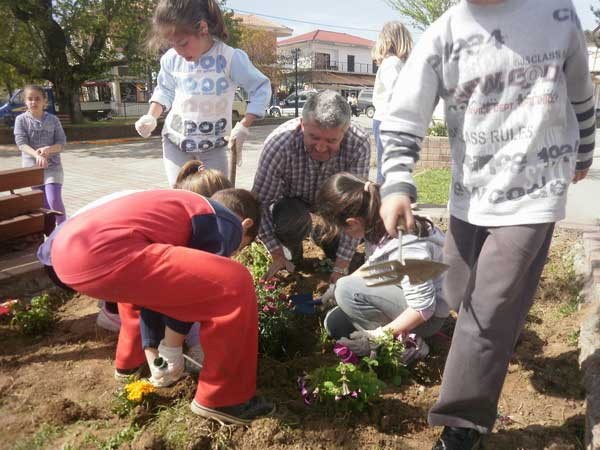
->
[135,52,174,138]
[230,49,271,121]
[564,20,596,181]
[383,237,437,335]
[37,144,63,156]
[227,49,272,162]
[379,30,442,234]
[382,307,427,336]
[14,115,48,167]
[39,116,67,155]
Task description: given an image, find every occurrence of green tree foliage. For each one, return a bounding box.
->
[0,0,240,123]
[0,0,154,123]
[383,0,458,31]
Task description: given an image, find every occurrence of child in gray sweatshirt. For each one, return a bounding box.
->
[378,1,595,448]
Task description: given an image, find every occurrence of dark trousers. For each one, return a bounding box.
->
[272,197,339,262]
[428,216,554,433]
[140,308,194,349]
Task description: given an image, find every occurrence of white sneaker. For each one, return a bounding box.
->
[96,306,121,332]
[185,344,204,374]
[401,334,430,365]
[148,341,185,387]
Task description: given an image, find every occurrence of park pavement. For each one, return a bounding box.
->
[0,118,597,227]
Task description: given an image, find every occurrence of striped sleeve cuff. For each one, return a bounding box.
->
[379,131,421,201]
[572,96,595,168]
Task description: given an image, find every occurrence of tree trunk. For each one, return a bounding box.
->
[52,76,84,124]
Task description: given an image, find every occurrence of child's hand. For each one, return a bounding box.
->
[227,122,250,166]
[263,251,295,280]
[37,146,51,157]
[317,284,336,311]
[135,114,157,138]
[35,153,48,168]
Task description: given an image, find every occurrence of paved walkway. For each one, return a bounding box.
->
[0,120,598,226]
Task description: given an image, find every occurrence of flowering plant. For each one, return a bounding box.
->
[298,362,385,413]
[237,241,295,358]
[112,379,157,417]
[11,295,55,336]
[363,330,409,386]
[256,278,294,358]
[332,332,409,386]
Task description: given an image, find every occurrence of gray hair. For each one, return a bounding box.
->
[302,90,352,128]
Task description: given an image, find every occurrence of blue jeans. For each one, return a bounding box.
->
[140,308,194,349]
[323,274,445,339]
[373,119,384,184]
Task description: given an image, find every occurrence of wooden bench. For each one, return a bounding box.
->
[0,167,56,296]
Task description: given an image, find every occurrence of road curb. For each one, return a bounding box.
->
[577,227,600,450]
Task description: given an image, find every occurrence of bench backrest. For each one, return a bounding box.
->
[0,167,46,242]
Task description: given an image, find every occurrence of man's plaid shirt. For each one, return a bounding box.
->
[252,118,371,261]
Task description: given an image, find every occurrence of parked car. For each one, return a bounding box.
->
[267,90,317,117]
[232,90,247,122]
[0,87,112,126]
[357,88,375,119]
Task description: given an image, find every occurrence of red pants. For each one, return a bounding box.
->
[53,241,258,408]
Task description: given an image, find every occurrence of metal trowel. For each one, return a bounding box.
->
[358,225,449,287]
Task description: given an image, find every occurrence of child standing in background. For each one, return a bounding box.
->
[14,85,67,234]
[135,0,271,186]
[371,22,413,183]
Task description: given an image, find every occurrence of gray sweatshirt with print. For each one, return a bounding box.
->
[380,0,595,226]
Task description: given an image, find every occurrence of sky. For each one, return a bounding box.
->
[226,0,599,42]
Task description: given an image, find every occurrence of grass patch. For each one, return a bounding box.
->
[11,424,63,450]
[150,400,235,450]
[414,168,451,206]
[82,424,140,450]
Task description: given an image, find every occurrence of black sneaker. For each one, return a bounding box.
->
[432,426,482,450]
[190,396,275,425]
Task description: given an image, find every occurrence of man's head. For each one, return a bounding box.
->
[301,90,352,162]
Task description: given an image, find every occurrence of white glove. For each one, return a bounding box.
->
[135,114,157,138]
[227,121,250,166]
[337,327,386,356]
[350,327,387,342]
[318,284,336,310]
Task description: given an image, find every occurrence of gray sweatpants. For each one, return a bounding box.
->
[428,216,554,434]
[162,136,229,187]
[324,274,446,339]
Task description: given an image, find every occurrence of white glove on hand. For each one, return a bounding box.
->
[228,121,250,166]
[318,284,336,310]
[135,114,157,138]
[337,327,386,356]
[350,327,387,342]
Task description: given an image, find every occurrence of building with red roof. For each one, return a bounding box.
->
[276,29,377,99]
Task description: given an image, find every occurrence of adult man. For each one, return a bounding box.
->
[375,1,595,449]
[252,90,371,282]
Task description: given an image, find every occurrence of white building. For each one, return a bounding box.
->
[277,30,376,97]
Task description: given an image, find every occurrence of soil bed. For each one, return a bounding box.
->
[0,229,586,449]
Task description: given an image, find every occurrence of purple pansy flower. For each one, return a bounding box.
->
[333,343,359,365]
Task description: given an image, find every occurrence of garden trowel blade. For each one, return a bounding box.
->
[360,259,448,286]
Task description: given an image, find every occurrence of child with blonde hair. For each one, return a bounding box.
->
[371,22,413,183]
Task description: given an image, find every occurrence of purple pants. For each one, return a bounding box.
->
[34,183,66,235]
